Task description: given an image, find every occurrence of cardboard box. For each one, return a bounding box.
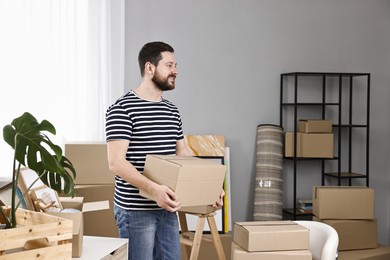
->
[140,155,226,207]
[285,132,333,158]
[298,119,332,133]
[180,205,221,214]
[75,184,118,237]
[231,242,312,260]
[48,197,110,257]
[65,142,115,185]
[313,217,378,250]
[233,221,309,252]
[312,186,375,220]
[338,245,390,260]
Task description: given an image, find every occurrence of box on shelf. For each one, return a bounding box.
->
[338,245,390,260]
[285,132,333,158]
[298,119,332,133]
[233,221,309,252]
[313,217,377,251]
[312,186,375,220]
[231,242,312,260]
[140,155,226,207]
[64,142,115,185]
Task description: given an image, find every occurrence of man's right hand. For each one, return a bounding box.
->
[152,184,182,212]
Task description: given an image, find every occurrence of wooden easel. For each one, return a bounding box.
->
[178,211,226,260]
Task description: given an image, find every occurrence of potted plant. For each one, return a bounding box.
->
[0,112,76,229]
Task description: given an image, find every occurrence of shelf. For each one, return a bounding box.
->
[324,172,367,179]
[282,102,339,106]
[335,124,368,128]
[283,208,313,216]
[284,157,339,161]
[281,72,370,77]
[280,71,370,220]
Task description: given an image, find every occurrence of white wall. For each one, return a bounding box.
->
[124,0,390,244]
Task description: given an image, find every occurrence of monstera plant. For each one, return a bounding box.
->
[0,112,76,229]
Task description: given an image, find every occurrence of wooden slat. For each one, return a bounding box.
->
[0,221,72,250]
[0,209,72,259]
[180,237,193,247]
[0,243,72,260]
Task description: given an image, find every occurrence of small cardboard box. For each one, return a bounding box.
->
[285,132,333,158]
[65,142,115,185]
[231,242,312,260]
[75,184,118,237]
[338,245,390,260]
[313,217,377,251]
[233,221,309,252]
[312,186,375,220]
[48,197,110,257]
[298,119,332,133]
[140,155,226,207]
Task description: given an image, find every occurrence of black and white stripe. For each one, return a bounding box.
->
[105,91,183,210]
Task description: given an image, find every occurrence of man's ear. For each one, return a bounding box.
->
[145,62,154,75]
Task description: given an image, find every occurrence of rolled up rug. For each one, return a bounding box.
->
[253,124,284,221]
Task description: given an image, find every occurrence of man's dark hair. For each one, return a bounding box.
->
[138,41,174,77]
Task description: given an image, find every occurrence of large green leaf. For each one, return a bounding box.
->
[2,112,77,228]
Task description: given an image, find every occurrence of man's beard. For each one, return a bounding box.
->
[152,71,176,91]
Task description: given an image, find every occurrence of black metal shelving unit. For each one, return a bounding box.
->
[280,72,370,219]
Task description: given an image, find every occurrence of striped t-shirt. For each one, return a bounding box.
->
[105,90,184,210]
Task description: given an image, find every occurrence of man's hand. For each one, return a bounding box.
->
[152,184,182,212]
[212,189,225,208]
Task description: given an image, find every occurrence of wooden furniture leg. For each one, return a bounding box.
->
[178,211,192,259]
[178,212,226,260]
[207,215,226,260]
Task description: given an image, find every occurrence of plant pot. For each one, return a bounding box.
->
[0,208,73,259]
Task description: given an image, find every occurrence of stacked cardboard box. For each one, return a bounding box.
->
[231,221,312,259]
[285,119,333,158]
[52,197,109,257]
[312,186,390,259]
[338,245,390,260]
[65,142,118,238]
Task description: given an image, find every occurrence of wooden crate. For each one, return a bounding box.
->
[0,208,73,259]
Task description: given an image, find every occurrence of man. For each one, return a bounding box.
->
[105,41,223,260]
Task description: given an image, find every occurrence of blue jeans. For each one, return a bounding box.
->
[114,205,181,260]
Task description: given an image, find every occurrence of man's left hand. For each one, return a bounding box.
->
[212,189,225,208]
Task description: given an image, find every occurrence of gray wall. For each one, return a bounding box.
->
[124,0,390,244]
